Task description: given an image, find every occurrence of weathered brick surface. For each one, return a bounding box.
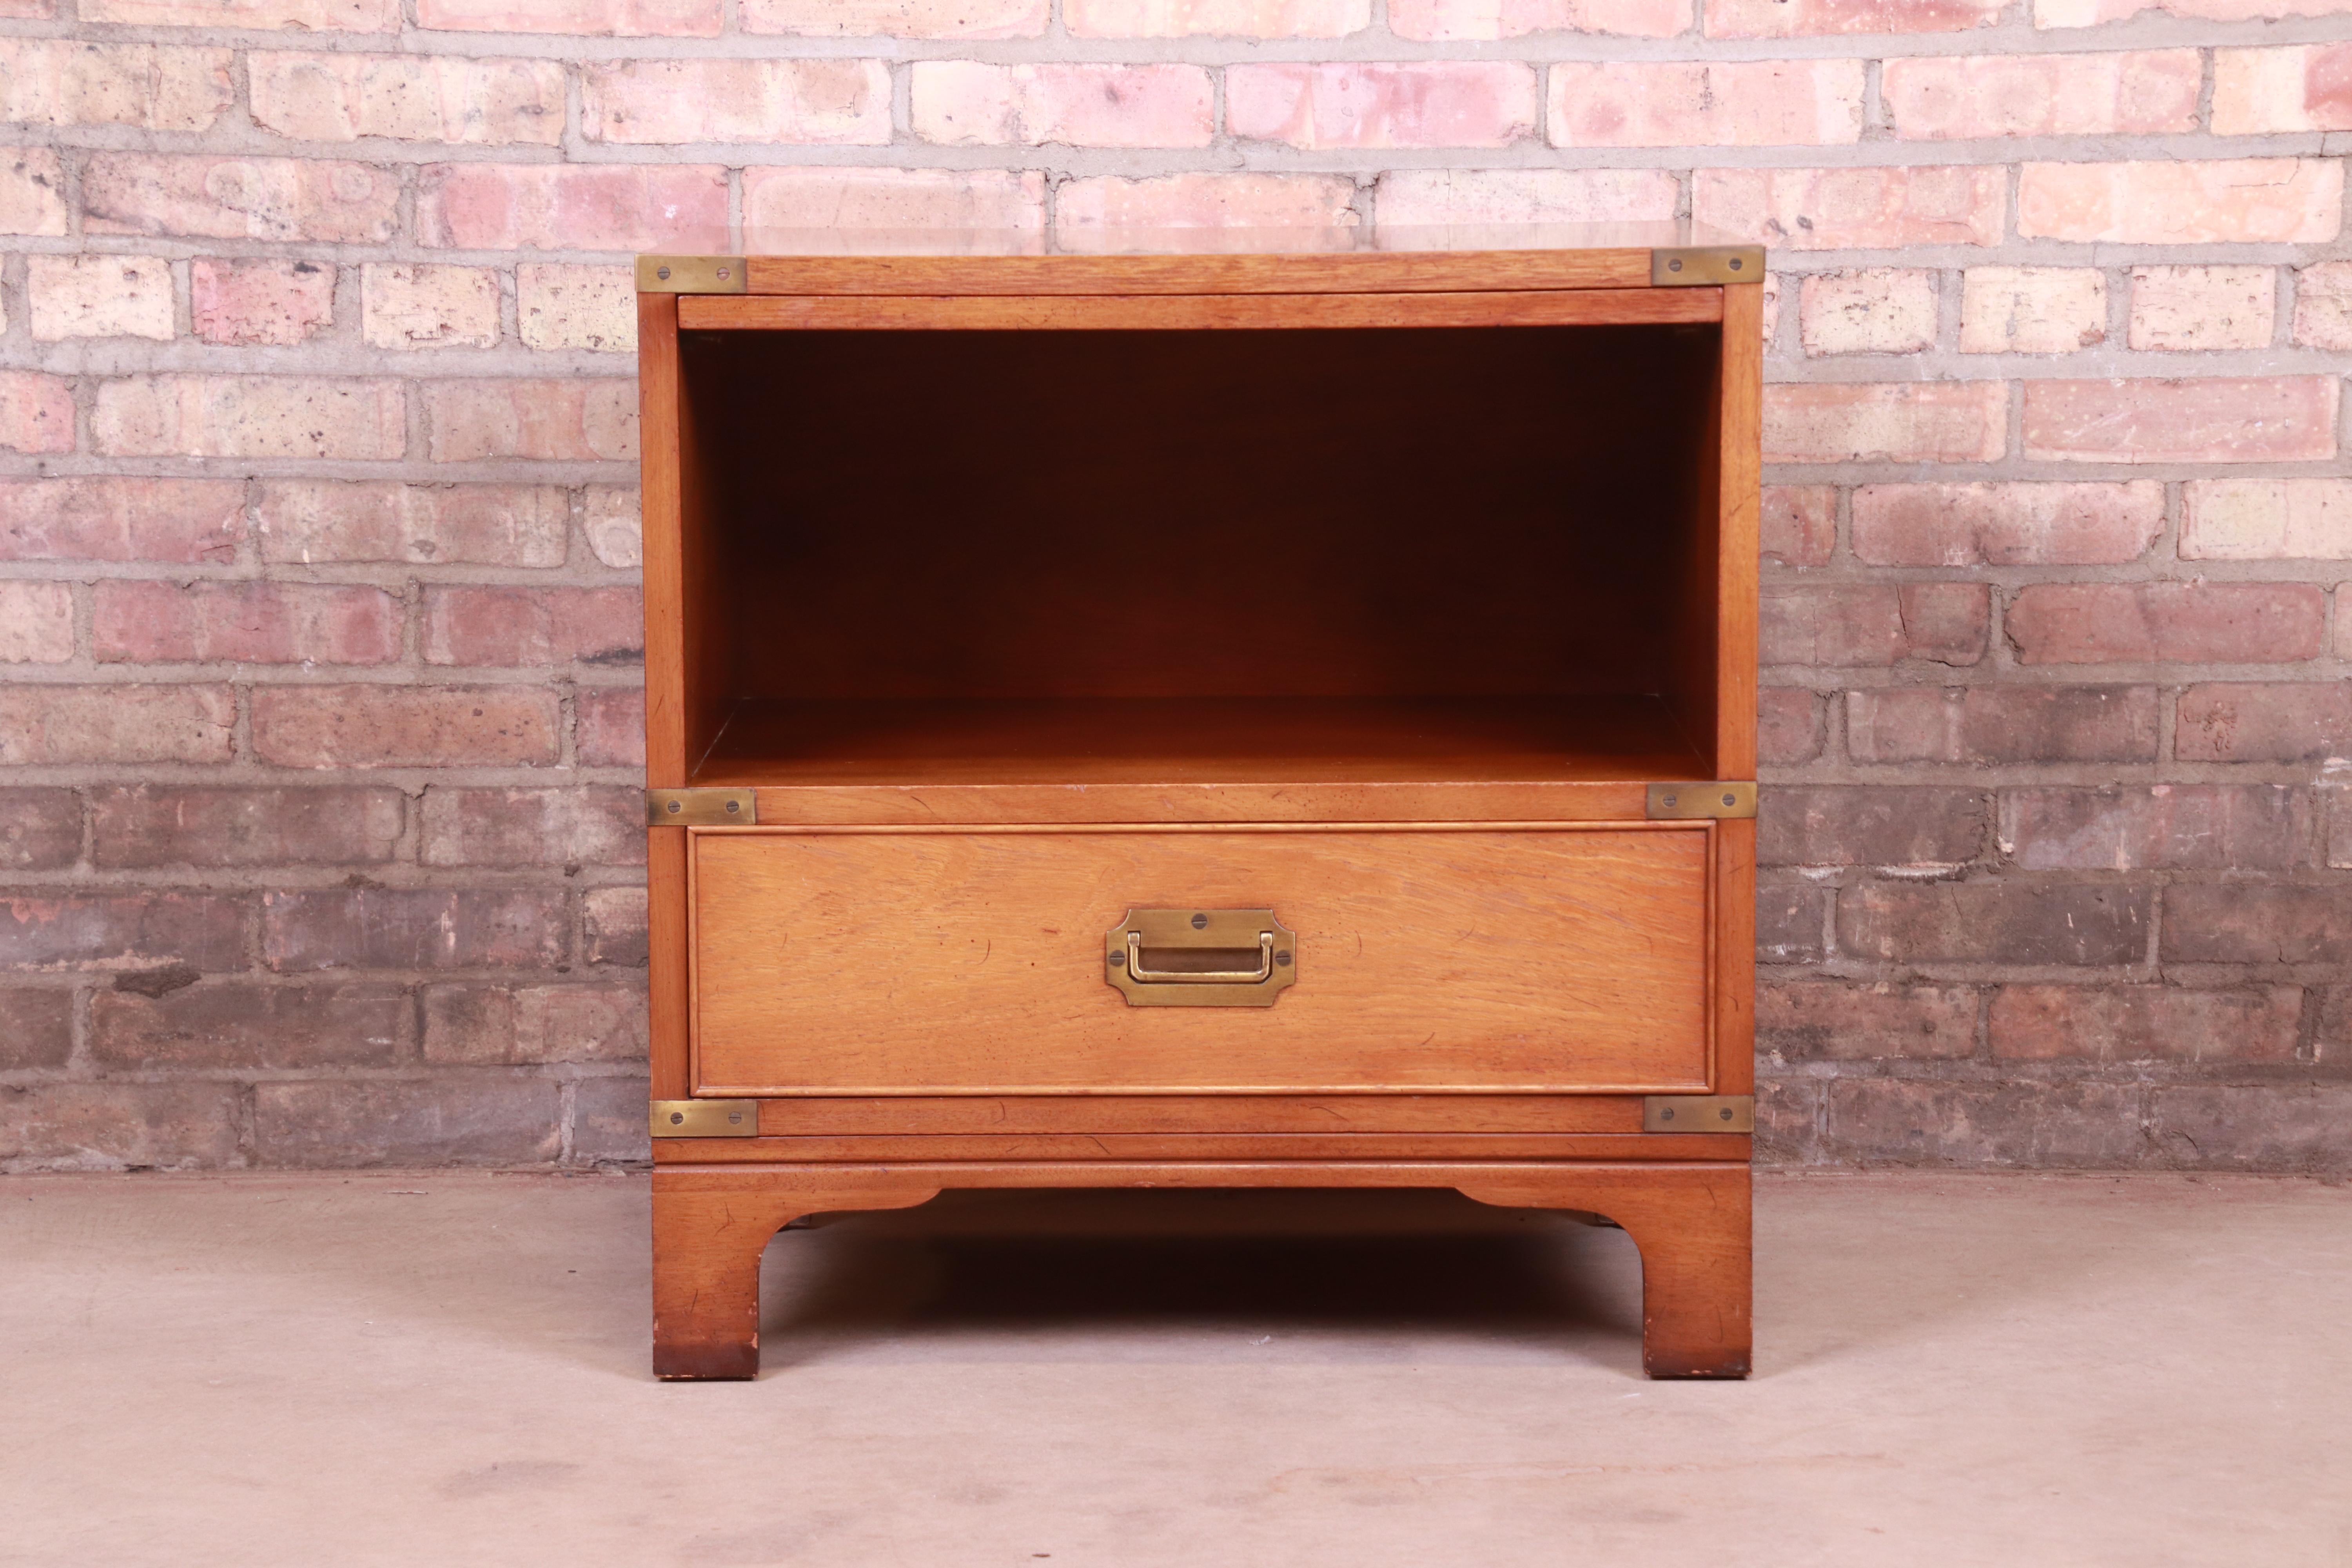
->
[91,786,403,869]
[90,983,410,1069]
[2,0,2343,1174]
[1988,984,2299,1062]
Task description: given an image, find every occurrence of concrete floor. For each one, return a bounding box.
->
[2,1172,2346,1568]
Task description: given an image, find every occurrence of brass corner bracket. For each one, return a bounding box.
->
[637,255,749,294]
[1646,782,1757,820]
[1643,1095,1754,1133]
[649,1099,759,1138]
[1651,246,1765,286]
[645,788,757,827]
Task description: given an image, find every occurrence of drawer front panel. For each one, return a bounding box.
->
[690,825,1711,1096]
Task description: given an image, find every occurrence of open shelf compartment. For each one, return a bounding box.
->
[664,315,1735,790]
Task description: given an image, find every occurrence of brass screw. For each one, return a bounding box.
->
[1719,1107,1735,1121]
[669,1112,684,1125]
[716,267,731,281]
[728,1111,743,1125]
[724,799,740,814]
[1668,258,1684,273]
[1728,257,1744,272]
[656,266,671,281]
[1660,1107,1676,1121]
[666,800,681,815]
[1191,913,1208,929]
[1722,792,1738,808]
[1662,793,1678,809]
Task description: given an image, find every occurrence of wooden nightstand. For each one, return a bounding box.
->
[637,230,1762,1380]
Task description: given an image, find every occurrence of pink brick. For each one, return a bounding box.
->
[93,582,400,666]
[1549,60,1863,147]
[1758,687,1824,764]
[1761,583,1987,666]
[2000,785,2310,873]
[0,372,75,455]
[1759,983,1979,1062]
[258,481,569,567]
[1066,0,1366,33]
[517,264,635,352]
[0,583,73,663]
[1990,985,2298,1063]
[363,263,500,350]
[191,258,335,347]
[417,164,728,251]
[912,63,1215,147]
[2177,682,2352,762]
[2212,46,2352,134]
[1854,482,2165,566]
[582,59,891,145]
[2183,479,2352,561]
[2006,583,2325,665]
[1373,168,1677,227]
[1958,267,2107,355]
[1228,62,1536,149]
[741,167,1047,238]
[583,885,647,964]
[0,685,234,765]
[423,380,637,463]
[1391,0,1690,36]
[29,254,175,342]
[744,0,1047,33]
[1708,0,1998,33]
[578,687,646,768]
[2128,267,2275,352]
[2023,379,2337,465]
[420,787,645,867]
[1694,166,2004,250]
[423,981,646,1063]
[83,154,399,243]
[423,586,643,666]
[2020,160,2343,245]
[83,0,396,24]
[1761,485,1835,567]
[247,51,563,146]
[252,685,561,768]
[262,889,564,973]
[0,478,244,564]
[582,486,639,567]
[1764,382,2007,465]
[0,0,55,14]
[416,0,718,33]
[1883,51,2198,138]
[2294,261,2352,350]
[1799,269,1936,356]
[2040,0,2352,24]
[0,149,67,236]
[0,40,232,131]
[94,376,406,461]
[1848,685,2160,764]
[1057,174,1357,251]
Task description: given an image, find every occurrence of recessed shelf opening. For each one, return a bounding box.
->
[675,321,1726,787]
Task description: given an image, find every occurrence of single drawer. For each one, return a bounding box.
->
[689,824,1714,1096]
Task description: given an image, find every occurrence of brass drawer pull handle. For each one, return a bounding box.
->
[1105,908,1299,1008]
[1127,929,1273,984]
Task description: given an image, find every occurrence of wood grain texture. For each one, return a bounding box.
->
[756,1092,1653,1134]
[689,825,1712,1096]
[735,250,1657,298]
[638,292,691,1102]
[657,1132,1749,1162]
[740,780,1658,826]
[684,289,1716,333]
[1715,282,1763,779]
[697,696,1708,790]
[653,1161,1748,1379]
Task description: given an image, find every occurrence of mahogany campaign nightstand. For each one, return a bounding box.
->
[635,228,1762,1380]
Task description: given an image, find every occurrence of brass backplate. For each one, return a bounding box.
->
[636,255,749,294]
[645,788,756,827]
[1651,246,1765,286]
[1644,1095,1755,1133]
[1106,907,1298,1008]
[649,1098,759,1138]
[1647,782,1757,820]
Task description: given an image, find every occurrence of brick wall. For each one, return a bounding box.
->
[0,0,2346,1172]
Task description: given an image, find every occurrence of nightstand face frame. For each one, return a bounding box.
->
[637,247,1762,1381]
